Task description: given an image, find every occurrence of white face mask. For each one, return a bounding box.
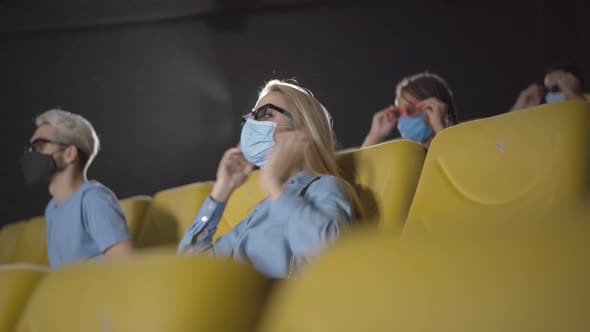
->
[239,119,277,167]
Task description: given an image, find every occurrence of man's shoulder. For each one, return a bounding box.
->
[81,181,119,204]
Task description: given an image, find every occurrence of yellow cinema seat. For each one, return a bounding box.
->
[15,253,271,332]
[213,170,266,241]
[0,196,151,265]
[259,221,590,332]
[0,264,48,332]
[214,141,426,239]
[119,195,152,240]
[135,182,213,248]
[0,216,49,266]
[404,100,590,233]
[337,140,426,233]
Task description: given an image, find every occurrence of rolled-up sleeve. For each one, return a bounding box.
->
[177,196,227,254]
[267,176,353,263]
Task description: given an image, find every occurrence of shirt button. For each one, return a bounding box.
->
[201,216,209,222]
[207,203,214,209]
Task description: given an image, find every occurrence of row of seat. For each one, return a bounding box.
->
[6,206,590,332]
[1,130,428,265]
[260,214,590,332]
[405,98,590,233]
[1,100,590,331]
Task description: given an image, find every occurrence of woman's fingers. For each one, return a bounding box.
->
[223,147,242,158]
[420,98,447,114]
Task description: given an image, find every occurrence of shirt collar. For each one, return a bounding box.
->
[288,172,320,187]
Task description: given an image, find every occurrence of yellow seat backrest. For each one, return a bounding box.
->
[136,182,213,248]
[213,141,426,238]
[214,171,266,241]
[405,100,590,233]
[259,220,590,332]
[0,265,48,332]
[337,140,426,233]
[15,253,271,332]
[0,216,48,265]
[119,195,152,240]
[0,196,152,264]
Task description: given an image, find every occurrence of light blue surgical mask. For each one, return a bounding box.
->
[545,92,567,104]
[397,113,434,143]
[239,119,277,167]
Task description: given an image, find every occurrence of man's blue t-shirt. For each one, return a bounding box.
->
[45,180,131,269]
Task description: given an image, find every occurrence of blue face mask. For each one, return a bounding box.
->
[545,92,567,104]
[240,119,278,167]
[397,113,434,143]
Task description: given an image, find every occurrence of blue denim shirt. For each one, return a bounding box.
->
[178,172,354,278]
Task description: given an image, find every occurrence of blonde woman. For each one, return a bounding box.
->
[178,80,356,278]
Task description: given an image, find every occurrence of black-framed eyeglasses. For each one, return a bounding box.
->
[240,103,294,128]
[25,138,69,153]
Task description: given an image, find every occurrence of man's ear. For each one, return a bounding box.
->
[63,145,79,165]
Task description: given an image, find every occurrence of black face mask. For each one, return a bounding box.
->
[19,151,58,185]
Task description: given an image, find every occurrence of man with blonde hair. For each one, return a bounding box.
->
[20,109,133,269]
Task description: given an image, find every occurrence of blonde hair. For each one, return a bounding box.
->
[258,80,338,177]
[35,109,100,172]
[258,80,364,217]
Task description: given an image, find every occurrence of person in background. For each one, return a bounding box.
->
[178,80,358,278]
[362,71,458,150]
[20,109,133,269]
[511,62,587,111]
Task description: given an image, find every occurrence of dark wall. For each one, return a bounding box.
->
[1,0,588,225]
